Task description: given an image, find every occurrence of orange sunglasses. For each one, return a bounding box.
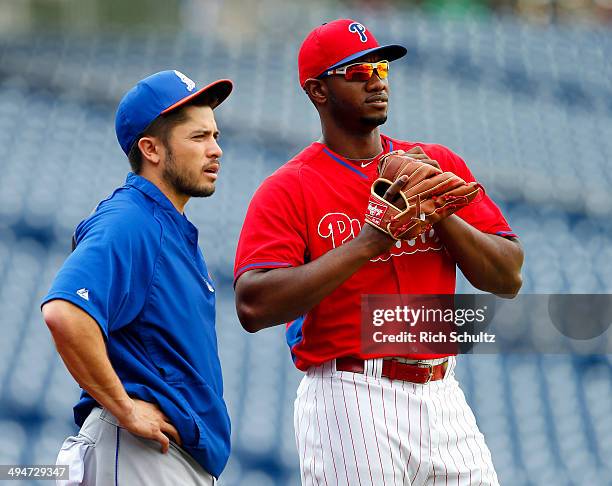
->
[324,60,389,81]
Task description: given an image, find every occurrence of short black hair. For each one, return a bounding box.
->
[127,94,216,173]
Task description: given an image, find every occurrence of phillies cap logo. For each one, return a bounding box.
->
[348,22,368,42]
[173,70,196,91]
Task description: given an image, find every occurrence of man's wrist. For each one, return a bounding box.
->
[107,396,135,423]
[355,224,395,258]
[433,214,462,236]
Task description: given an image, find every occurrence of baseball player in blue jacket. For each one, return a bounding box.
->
[42,70,232,485]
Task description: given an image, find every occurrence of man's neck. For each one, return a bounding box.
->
[320,125,383,160]
[139,170,189,215]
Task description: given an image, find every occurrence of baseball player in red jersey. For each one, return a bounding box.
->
[234,19,523,485]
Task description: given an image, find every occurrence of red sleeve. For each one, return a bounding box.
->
[427,145,517,239]
[234,166,308,283]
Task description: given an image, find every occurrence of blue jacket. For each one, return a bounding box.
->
[43,173,231,478]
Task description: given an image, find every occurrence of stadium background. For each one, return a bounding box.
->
[0,0,611,484]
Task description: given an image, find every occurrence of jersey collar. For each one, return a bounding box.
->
[321,147,370,179]
[125,172,178,212]
[126,173,199,241]
[319,135,394,179]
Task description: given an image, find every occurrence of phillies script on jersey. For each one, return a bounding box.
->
[318,211,443,262]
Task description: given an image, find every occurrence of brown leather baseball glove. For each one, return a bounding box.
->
[364,151,482,240]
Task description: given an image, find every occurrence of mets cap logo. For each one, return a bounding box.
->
[174,70,196,91]
[348,22,368,42]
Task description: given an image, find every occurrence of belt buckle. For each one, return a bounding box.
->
[422,362,434,384]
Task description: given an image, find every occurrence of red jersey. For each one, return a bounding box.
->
[234,135,516,370]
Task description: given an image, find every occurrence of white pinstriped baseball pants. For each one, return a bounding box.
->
[294,358,500,486]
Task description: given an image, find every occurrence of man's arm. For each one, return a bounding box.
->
[236,225,393,332]
[434,215,523,296]
[235,176,411,333]
[42,299,181,453]
[406,146,523,296]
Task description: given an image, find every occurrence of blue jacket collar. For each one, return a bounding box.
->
[125,172,180,213]
[125,173,199,241]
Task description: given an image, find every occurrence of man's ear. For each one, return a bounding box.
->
[137,136,163,165]
[303,78,328,106]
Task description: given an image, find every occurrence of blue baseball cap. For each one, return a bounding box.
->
[115,70,233,155]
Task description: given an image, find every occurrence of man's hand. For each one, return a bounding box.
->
[403,146,441,170]
[117,399,182,454]
[42,301,183,454]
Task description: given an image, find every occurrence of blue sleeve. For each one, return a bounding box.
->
[42,201,161,337]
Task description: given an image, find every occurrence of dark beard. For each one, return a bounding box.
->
[328,88,387,130]
[360,114,387,127]
[163,147,215,198]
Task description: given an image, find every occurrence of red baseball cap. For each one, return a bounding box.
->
[298,19,407,87]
